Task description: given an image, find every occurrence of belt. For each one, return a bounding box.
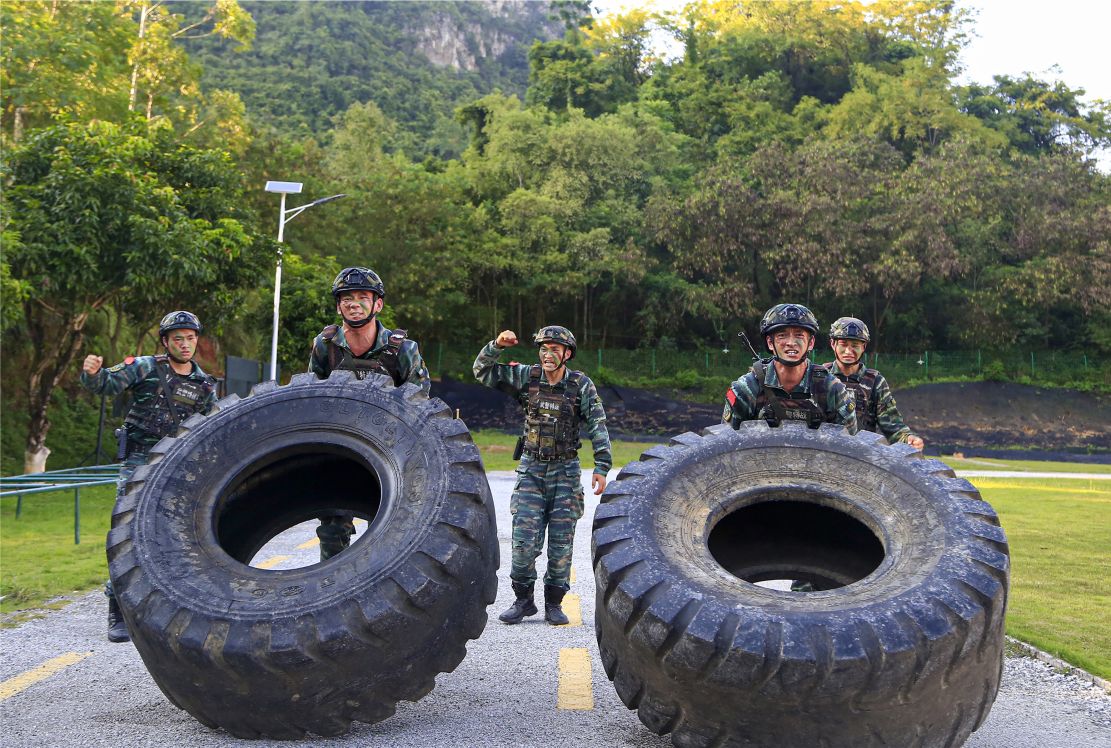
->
[521,447,578,462]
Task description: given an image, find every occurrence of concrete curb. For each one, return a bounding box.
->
[1008,636,1111,694]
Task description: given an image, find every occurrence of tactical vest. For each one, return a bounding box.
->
[828,364,880,432]
[521,365,583,461]
[322,325,407,386]
[751,359,835,429]
[124,355,214,439]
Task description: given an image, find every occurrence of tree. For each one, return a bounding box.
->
[3,118,270,471]
[958,74,1111,156]
[0,0,132,141]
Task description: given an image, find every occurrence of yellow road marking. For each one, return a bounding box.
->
[557,648,593,710]
[256,555,290,569]
[563,593,583,627]
[570,566,576,584]
[0,652,92,701]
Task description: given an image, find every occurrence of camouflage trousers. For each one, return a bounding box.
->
[106,450,148,599]
[509,455,586,591]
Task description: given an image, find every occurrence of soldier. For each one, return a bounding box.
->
[308,266,430,561]
[474,326,611,626]
[81,310,218,642]
[824,317,924,449]
[723,303,858,433]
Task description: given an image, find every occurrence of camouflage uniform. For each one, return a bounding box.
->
[309,319,430,394]
[80,355,217,604]
[723,359,858,434]
[823,361,916,444]
[473,340,611,591]
[308,319,430,559]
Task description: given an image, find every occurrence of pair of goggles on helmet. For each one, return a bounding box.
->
[332,267,385,299]
[159,311,202,336]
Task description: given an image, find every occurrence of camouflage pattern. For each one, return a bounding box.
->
[723,360,859,434]
[823,361,916,444]
[158,310,202,336]
[760,303,820,336]
[474,339,611,590]
[332,266,386,298]
[80,356,218,453]
[533,325,577,357]
[509,456,586,588]
[829,316,870,343]
[308,319,430,394]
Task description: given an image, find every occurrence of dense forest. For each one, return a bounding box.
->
[2,0,1109,471]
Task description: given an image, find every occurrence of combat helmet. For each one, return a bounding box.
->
[534,325,577,359]
[759,303,819,337]
[829,317,871,343]
[331,267,385,299]
[159,310,202,336]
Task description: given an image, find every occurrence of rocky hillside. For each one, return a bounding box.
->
[189,1,565,154]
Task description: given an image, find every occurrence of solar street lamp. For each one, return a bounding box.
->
[264,181,347,381]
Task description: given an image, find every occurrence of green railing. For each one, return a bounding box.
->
[0,464,120,544]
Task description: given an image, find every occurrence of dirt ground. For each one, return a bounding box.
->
[431,377,1110,461]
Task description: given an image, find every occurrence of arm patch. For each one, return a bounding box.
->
[726,387,737,406]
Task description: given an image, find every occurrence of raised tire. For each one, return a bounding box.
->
[107,371,499,738]
[593,422,1009,748]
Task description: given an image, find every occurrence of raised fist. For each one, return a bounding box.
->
[495,330,518,349]
[82,355,104,376]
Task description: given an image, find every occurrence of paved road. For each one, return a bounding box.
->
[1,470,1108,747]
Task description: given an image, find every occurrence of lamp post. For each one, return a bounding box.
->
[264,181,347,381]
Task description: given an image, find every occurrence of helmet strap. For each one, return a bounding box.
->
[774,355,808,367]
[344,315,374,329]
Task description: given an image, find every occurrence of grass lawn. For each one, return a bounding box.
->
[966,476,1111,679]
[3,444,1109,681]
[1,483,116,621]
[941,455,1111,473]
[469,429,662,472]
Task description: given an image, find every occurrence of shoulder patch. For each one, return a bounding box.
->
[508,361,519,366]
[124,356,136,365]
[108,361,127,373]
[726,387,737,406]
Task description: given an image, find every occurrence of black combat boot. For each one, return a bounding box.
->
[107,594,130,643]
[544,585,569,626]
[498,582,538,624]
[317,522,353,562]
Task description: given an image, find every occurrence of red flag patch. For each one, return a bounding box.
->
[726,387,737,406]
[124,356,136,365]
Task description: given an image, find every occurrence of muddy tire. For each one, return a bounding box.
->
[592,422,1009,748]
[107,371,499,738]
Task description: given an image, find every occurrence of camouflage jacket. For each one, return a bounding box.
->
[823,362,915,444]
[473,340,612,475]
[308,320,430,395]
[80,356,218,450]
[722,359,858,434]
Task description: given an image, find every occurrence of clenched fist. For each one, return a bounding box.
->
[495,330,518,349]
[82,355,104,376]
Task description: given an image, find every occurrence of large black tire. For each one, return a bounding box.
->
[107,371,499,739]
[593,422,1009,748]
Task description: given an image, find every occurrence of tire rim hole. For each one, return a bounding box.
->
[708,498,884,591]
[214,448,383,569]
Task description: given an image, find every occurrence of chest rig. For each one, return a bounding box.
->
[839,367,880,432]
[124,356,212,439]
[322,325,406,385]
[752,360,835,429]
[521,365,583,461]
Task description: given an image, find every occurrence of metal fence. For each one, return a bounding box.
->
[0,464,121,544]
[428,342,1109,390]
